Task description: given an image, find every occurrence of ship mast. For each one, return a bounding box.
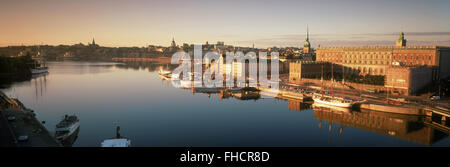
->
[321,63,324,97]
[342,65,345,98]
[331,63,334,97]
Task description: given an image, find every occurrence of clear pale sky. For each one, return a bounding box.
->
[1,0,449,47]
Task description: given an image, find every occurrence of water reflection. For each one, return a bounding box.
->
[312,105,447,145]
[149,60,450,146]
[32,73,48,101]
[59,127,80,147]
[1,61,449,146]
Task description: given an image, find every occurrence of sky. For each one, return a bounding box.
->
[1,0,450,48]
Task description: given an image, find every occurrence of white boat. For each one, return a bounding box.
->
[101,138,131,147]
[159,73,172,81]
[31,49,49,75]
[55,115,80,140]
[31,66,49,75]
[159,69,171,75]
[312,93,354,108]
[312,102,351,113]
[101,126,131,147]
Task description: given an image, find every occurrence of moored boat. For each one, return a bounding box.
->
[312,93,354,108]
[159,69,171,75]
[31,66,49,75]
[312,101,351,113]
[55,115,80,141]
[101,126,131,147]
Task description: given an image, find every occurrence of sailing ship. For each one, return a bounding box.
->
[312,63,356,108]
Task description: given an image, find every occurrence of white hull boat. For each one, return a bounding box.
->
[312,94,354,108]
[101,126,131,147]
[31,67,49,75]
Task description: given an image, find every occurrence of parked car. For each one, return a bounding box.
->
[7,116,16,121]
[18,135,29,142]
[430,96,440,100]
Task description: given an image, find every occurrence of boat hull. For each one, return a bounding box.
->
[312,97,353,108]
[31,68,49,75]
[55,122,80,140]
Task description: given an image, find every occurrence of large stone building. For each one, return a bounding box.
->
[315,32,450,79]
[385,66,434,95]
[289,61,339,82]
[289,32,450,95]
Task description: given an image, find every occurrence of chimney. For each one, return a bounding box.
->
[116,126,121,139]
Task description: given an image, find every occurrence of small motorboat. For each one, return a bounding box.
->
[101,126,131,147]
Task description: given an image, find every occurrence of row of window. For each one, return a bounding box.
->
[347,67,384,75]
[343,60,389,65]
[393,55,432,60]
[319,54,433,60]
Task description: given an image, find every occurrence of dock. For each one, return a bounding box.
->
[359,103,427,116]
[0,91,60,147]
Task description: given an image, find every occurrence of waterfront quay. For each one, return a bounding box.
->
[0,91,59,147]
[273,74,450,128]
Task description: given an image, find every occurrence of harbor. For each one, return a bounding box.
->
[0,60,449,146]
[0,91,59,147]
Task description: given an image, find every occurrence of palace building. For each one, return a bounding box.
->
[289,31,450,95]
[315,32,450,79]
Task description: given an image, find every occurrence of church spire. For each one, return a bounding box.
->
[306,25,309,41]
[171,37,176,48]
[396,30,406,47]
[303,25,311,54]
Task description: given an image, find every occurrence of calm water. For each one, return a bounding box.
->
[1,61,449,147]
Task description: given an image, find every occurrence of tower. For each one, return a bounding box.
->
[171,37,176,48]
[396,31,407,47]
[90,38,98,47]
[303,25,311,54]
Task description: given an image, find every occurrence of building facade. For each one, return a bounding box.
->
[289,61,344,82]
[385,66,434,95]
[315,32,450,79]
